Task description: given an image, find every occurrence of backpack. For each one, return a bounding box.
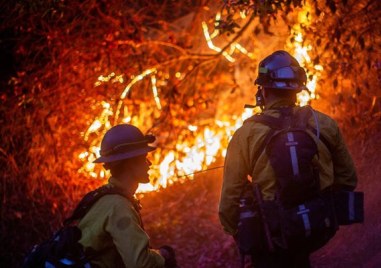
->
[248,106,338,252]
[23,185,133,268]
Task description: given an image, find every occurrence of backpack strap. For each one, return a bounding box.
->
[64,185,139,225]
[307,125,333,154]
[248,116,280,176]
[292,106,312,129]
[249,114,284,130]
[295,106,334,154]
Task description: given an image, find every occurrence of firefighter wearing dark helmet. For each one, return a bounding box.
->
[78,124,177,268]
[219,51,358,267]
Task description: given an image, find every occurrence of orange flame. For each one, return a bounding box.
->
[288,3,322,106]
[78,6,321,193]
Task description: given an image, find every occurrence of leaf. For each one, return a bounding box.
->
[326,0,337,13]
[316,7,321,16]
[338,92,344,103]
[358,36,365,50]
[254,25,261,35]
[313,55,320,65]
[356,87,362,96]
[334,29,341,41]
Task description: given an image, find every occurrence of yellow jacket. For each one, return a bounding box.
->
[219,99,358,236]
[78,177,165,268]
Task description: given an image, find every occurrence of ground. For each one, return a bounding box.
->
[140,126,381,268]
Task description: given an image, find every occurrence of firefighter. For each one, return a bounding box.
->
[219,50,358,267]
[78,124,177,268]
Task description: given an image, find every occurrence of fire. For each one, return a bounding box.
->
[288,3,322,106]
[78,5,321,193]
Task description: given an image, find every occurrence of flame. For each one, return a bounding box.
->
[289,3,322,106]
[78,5,321,193]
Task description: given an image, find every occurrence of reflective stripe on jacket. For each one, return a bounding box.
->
[219,99,358,236]
[78,177,165,268]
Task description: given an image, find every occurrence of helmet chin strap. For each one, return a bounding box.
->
[256,87,265,107]
[244,86,265,112]
[254,86,265,112]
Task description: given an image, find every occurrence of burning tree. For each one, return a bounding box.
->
[0,0,380,266]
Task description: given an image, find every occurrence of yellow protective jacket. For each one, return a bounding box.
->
[219,99,358,236]
[78,177,165,268]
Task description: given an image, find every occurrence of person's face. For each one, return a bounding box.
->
[118,154,151,194]
[129,154,151,184]
[122,153,151,181]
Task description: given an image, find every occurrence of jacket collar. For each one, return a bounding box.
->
[108,177,142,211]
[265,99,296,110]
[108,176,133,196]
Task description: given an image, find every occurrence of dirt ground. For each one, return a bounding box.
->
[140,127,381,268]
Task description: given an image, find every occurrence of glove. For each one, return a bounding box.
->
[159,245,178,268]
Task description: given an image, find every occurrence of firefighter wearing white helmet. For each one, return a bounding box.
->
[219,51,358,267]
[78,124,177,268]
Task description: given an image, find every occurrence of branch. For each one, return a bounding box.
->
[218,12,256,55]
[189,11,256,58]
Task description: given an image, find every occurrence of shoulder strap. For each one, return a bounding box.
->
[248,114,281,176]
[64,185,137,225]
[247,109,293,130]
[307,125,333,154]
[292,106,312,129]
[295,106,334,154]
[249,114,283,129]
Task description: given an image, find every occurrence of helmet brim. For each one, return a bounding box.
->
[93,146,156,163]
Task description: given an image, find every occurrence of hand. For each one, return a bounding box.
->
[159,245,178,268]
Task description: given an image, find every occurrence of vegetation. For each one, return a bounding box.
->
[0,0,380,266]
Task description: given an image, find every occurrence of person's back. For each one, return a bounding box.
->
[220,100,357,205]
[219,51,358,268]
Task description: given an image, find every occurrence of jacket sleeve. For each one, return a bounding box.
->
[105,197,165,268]
[219,128,250,236]
[331,123,358,190]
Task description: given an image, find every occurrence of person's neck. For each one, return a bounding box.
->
[109,176,137,196]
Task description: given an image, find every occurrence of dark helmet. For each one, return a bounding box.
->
[254,50,307,91]
[93,124,156,163]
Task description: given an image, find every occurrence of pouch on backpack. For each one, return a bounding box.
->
[24,226,91,268]
[280,195,338,252]
[334,191,364,225]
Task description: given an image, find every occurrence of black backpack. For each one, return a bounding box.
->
[248,106,338,252]
[23,185,133,268]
